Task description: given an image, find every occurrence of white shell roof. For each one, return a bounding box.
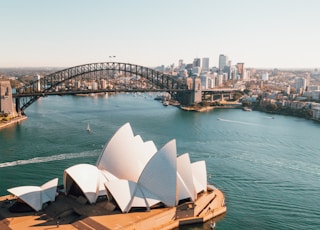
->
[105,179,160,213]
[62,123,209,212]
[8,186,42,211]
[41,178,59,203]
[7,178,58,211]
[96,123,156,182]
[191,161,207,193]
[64,164,100,204]
[177,153,196,201]
[138,139,177,207]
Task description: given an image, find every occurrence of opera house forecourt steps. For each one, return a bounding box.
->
[0,123,226,229]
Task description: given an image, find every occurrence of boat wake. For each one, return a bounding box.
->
[0,151,100,168]
[217,118,262,126]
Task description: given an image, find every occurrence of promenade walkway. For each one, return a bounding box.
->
[0,116,27,130]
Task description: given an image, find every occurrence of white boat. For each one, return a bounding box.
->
[86,123,91,133]
[162,100,169,106]
[242,107,252,112]
[210,220,216,229]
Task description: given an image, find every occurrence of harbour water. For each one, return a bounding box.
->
[0,93,319,229]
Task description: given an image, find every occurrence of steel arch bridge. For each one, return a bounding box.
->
[13,62,188,112]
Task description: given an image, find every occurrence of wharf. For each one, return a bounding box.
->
[0,187,226,230]
[0,116,27,130]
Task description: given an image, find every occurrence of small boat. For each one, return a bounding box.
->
[162,100,169,106]
[86,123,91,133]
[210,220,216,229]
[242,107,252,112]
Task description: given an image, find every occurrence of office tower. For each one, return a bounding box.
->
[34,74,41,92]
[295,77,307,94]
[178,59,184,70]
[193,58,201,68]
[202,58,209,72]
[219,54,228,72]
[236,63,244,79]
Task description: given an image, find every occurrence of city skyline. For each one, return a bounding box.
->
[1,0,320,69]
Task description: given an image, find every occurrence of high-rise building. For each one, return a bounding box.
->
[193,58,201,68]
[296,77,307,94]
[34,74,41,92]
[236,63,245,79]
[178,59,184,70]
[202,58,209,72]
[230,66,238,80]
[219,54,228,72]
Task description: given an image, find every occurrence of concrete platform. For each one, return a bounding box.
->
[0,187,226,229]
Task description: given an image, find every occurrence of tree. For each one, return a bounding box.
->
[266,103,278,111]
[233,92,243,101]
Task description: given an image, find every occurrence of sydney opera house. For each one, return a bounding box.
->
[0,123,226,229]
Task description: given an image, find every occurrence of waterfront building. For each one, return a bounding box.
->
[202,58,210,72]
[100,79,107,89]
[313,107,320,120]
[0,80,17,117]
[92,81,98,90]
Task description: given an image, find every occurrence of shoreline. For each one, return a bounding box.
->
[0,115,27,130]
[180,104,242,112]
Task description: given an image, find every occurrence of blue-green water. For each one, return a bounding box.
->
[0,94,319,229]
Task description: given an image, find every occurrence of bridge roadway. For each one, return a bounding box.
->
[12,88,188,98]
[12,88,237,98]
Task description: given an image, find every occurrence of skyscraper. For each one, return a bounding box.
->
[236,63,244,79]
[193,58,201,68]
[178,59,184,70]
[295,77,307,94]
[219,54,228,72]
[202,58,209,72]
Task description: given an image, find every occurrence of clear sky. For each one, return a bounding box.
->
[1,0,320,69]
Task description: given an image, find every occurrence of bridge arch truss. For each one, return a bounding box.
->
[14,62,188,112]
